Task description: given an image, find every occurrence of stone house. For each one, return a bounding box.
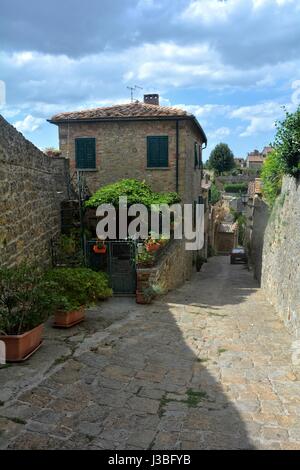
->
[246,150,264,169]
[246,147,272,169]
[234,157,246,168]
[215,222,238,254]
[49,95,209,293]
[48,94,207,206]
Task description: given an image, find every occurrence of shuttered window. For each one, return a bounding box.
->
[198,144,202,168]
[194,142,198,168]
[75,138,96,169]
[147,136,169,168]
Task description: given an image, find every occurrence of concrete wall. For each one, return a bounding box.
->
[0,115,69,267]
[56,119,204,204]
[261,176,300,336]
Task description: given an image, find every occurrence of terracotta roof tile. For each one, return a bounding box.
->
[248,154,264,162]
[50,101,189,122]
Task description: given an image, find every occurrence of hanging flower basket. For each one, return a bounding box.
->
[93,241,107,254]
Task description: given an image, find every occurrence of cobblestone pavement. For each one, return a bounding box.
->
[1,256,300,450]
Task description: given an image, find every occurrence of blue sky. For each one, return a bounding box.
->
[0,0,300,161]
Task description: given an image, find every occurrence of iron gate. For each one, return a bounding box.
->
[86,240,137,295]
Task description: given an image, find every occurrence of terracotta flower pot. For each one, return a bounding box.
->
[146,243,161,253]
[0,324,44,362]
[53,306,85,328]
[93,244,107,254]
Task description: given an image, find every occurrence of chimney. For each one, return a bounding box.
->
[144,94,159,106]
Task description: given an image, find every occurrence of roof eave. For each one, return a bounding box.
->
[47,114,207,143]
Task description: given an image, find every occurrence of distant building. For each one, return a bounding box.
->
[234,157,246,168]
[261,146,273,158]
[246,147,272,169]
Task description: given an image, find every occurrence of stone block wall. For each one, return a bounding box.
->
[0,115,69,267]
[136,240,194,300]
[261,176,300,336]
[247,196,270,284]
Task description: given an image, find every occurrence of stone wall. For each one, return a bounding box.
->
[136,240,194,300]
[261,176,300,336]
[56,119,204,204]
[0,115,69,267]
[246,196,270,284]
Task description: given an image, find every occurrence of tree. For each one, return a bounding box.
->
[273,106,300,177]
[208,143,235,174]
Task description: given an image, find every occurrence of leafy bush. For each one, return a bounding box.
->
[0,265,55,335]
[44,268,112,312]
[210,183,221,204]
[274,107,300,177]
[230,210,247,245]
[224,183,248,193]
[261,150,283,207]
[85,179,181,209]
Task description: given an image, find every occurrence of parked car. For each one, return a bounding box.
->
[230,248,248,264]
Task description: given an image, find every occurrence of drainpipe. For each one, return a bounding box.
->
[176,120,179,193]
[200,142,207,182]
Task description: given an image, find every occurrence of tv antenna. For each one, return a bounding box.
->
[127,85,143,102]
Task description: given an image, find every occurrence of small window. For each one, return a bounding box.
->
[194,142,198,168]
[75,138,96,169]
[147,136,168,168]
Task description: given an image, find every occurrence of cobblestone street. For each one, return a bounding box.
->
[1,256,300,450]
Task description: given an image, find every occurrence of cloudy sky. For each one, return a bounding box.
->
[1,0,300,160]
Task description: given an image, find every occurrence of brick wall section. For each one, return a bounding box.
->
[57,119,204,203]
[136,240,193,300]
[261,176,300,336]
[0,115,69,267]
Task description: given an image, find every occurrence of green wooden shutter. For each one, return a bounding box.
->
[198,144,202,168]
[75,138,96,169]
[147,136,168,167]
[194,142,198,168]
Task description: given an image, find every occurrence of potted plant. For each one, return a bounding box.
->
[45,268,112,328]
[93,240,107,254]
[0,265,55,362]
[136,251,155,268]
[136,284,164,304]
[145,237,161,253]
[136,287,154,304]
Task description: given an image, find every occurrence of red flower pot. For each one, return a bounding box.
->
[93,244,107,254]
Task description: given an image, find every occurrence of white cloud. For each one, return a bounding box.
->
[14,114,43,133]
[290,80,300,108]
[207,126,231,140]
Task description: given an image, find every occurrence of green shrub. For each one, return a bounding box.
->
[44,268,112,312]
[274,107,300,177]
[85,179,180,209]
[210,183,221,204]
[0,265,56,335]
[261,150,283,207]
[223,183,248,193]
